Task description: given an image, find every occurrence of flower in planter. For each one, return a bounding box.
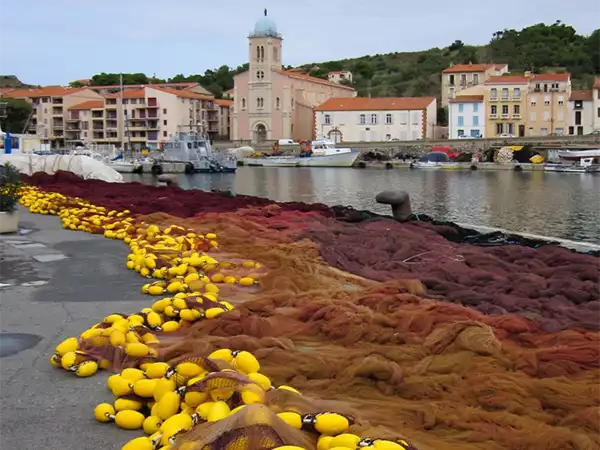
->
[0,163,22,214]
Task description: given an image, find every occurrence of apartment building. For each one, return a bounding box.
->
[593,77,600,131]
[526,74,571,136]
[327,71,353,84]
[5,87,104,144]
[568,90,594,135]
[448,95,485,138]
[441,63,508,107]
[314,97,437,142]
[215,99,232,140]
[484,76,529,137]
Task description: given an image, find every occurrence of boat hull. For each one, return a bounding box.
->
[545,165,600,173]
[557,149,600,161]
[243,150,359,168]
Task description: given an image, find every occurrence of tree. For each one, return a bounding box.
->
[1,97,32,134]
[449,40,464,51]
[437,107,448,126]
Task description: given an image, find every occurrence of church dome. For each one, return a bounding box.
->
[251,10,280,37]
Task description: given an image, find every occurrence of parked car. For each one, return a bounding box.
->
[499,133,516,138]
[588,130,600,135]
[457,135,475,139]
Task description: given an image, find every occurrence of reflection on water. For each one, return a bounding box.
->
[123,167,600,244]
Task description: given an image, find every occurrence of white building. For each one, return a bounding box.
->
[327,71,353,84]
[593,77,600,132]
[448,95,485,138]
[313,97,437,142]
[568,90,594,135]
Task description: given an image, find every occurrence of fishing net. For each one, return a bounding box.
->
[23,172,600,450]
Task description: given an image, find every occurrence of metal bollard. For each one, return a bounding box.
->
[375,191,412,221]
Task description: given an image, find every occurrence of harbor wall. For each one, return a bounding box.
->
[214,135,600,158]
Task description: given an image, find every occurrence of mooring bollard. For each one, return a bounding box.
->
[375,190,412,221]
[156,175,178,187]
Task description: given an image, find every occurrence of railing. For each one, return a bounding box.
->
[501,113,509,119]
[489,96,498,101]
[512,96,521,100]
[512,114,521,119]
[489,114,498,119]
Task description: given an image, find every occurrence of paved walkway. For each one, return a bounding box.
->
[0,207,151,449]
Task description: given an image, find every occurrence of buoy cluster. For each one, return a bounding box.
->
[18,186,418,450]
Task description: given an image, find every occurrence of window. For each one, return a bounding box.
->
[541,128,548,136]
[575,111,582,125]
[458,103,464,113]
[473,103,479,113]
[370,114,377,124]
[385,134,391,141]
[256,46,260,61]
[241,98,246,109]
[163,108,167,114]
[457,116,464,126]
[473,116,479,126]
[558,96,564,105]
[529,127,535,136]
[359,114,366,124]
[544,96,550,106]
[163,120,167,125]
[411,112,420,124]
[502,105,509,114]
[385,113,392,124]
[490,88,497,98]
[163,131,167,137]
[508,124,514,135]
[470,129,480,138]
[457,129,465,137]
[513,88,521,98]
[460,74,466,85]
[555,128,564,136]
[399,112,408,123]
[473,74,479,84]
[324,114,331,125]
[597,107,600,118]
[42,97,49,103]
[501,88,509,99]
[568,126,574,135]
[530,112,536,121]
[491,105,497,114]
[496,123,503,135]
[513,105,520,114]
[530,96,536,106]
[257,71,264,80]
[577,126,584,135]
[449,75,455,85]
[543,111,550,121]
[276,97,280,109]
[257,98,264,108]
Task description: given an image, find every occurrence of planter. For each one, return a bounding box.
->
[0,210,19,234]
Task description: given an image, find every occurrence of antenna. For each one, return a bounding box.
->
[264,8,267,16]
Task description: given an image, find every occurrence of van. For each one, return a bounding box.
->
[278,139,296,145]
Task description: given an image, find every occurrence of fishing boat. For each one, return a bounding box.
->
[412,151,460,170]
[243,138,359,168]
[556,148,600,161]
[545,157,600,174]
[158,132,237,173]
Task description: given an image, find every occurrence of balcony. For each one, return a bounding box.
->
[66,125,81,131]
[66,116,80,122]
[52,108,63,115]
[489,96,498,102]
[501,96,509,101]
[500,113,510,119]
[512,114,521,119]
[489,113,498,119]
[52,98,63,104]
[53,123,64,130]
[512,95,521,101]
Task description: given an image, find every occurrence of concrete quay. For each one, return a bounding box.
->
[0,208,149,450]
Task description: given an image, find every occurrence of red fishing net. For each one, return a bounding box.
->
[24,172,600,450]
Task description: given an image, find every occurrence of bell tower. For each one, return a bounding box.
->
[248,8,283,82]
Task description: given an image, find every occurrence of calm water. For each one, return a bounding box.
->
[123,168,600,244]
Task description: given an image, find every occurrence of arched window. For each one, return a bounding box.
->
[256,46,260,62]
[276,97,280,109]
[257,98,264,109]
[241,98,246,109]
[260,46,265,60]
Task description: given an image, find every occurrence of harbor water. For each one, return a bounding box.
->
[123,167,600,245]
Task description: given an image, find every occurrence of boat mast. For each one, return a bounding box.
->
[121,73,133,160]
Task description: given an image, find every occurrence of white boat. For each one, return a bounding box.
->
[412,151,460,170]
[545,157,600,174]
[243,139,359,168]
[556,148,600,161]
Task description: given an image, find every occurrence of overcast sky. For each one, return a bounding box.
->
[1,0,598,86]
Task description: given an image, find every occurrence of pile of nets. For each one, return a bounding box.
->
[19,173,600,450]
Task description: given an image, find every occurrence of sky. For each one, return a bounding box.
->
[0,0,598,86]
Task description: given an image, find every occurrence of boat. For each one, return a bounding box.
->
[412,151,460,170]
[243,138,359,168]
[545,157,600,174]
[556,148,600,161]
[157,132,237,173]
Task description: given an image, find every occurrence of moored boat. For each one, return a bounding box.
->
[243,138,359,168]
[545,157,600,174]
[158,132,237,173]
[412,151,460,170]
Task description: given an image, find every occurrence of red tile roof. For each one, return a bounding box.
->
[215,99,233,107]
[69,100,104,110]
[104,89,146,99]
[89,82,198,91]
[569,90,593,101]
[532,73,570,81]
[6,87,85,98]
[594,77,600,89]
[314,96,435,111]
[448,95,484,103]
[443,63,505,74]
[281,71,355,91]
[148,86,214,100]
[0,88,15,95]
[485,75,530,84]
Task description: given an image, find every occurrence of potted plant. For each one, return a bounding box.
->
[0,162,22,234]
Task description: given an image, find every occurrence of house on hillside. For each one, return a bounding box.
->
[568,90,594,135]
[313,96,437,142]
[441,63,508,107]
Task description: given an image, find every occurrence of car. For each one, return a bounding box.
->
[499,133,516,138]
[457,135,475,139]
[588,130,600,135]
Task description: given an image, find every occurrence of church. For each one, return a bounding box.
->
[232,11,356,143]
